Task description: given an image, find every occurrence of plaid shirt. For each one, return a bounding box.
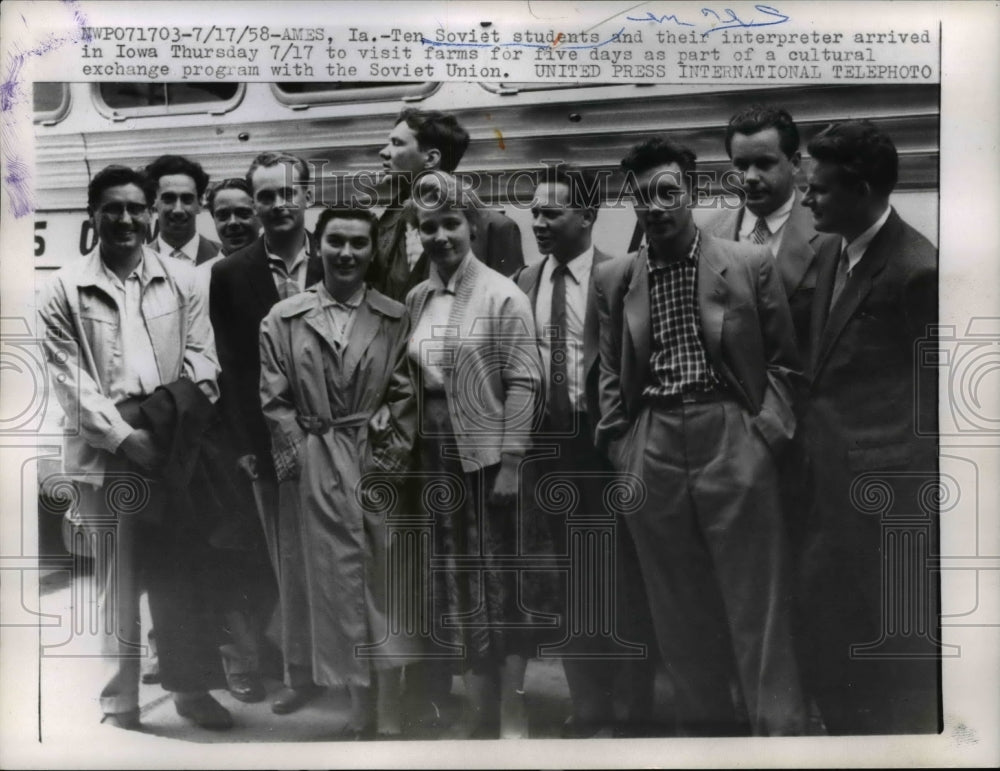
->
[643,230,720,399]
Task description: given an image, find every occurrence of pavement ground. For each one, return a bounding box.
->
[36,566,666,746]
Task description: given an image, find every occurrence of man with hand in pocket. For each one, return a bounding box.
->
[594,136,806,737]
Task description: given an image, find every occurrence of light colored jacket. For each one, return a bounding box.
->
[405,254,542,472]
[38,247,219,483]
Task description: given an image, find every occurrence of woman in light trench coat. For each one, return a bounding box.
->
[259,206,419,738]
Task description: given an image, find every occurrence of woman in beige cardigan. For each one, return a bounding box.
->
[405,173,547,738]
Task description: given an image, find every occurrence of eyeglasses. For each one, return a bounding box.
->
[98,202,150,219]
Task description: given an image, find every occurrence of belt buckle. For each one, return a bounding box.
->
[681,391,699,405]
[298,416,330,435]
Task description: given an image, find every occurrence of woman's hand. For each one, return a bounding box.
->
[489,453,521,507]
[369,404,391,434]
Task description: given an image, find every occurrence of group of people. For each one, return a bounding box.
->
[39,103,939,740]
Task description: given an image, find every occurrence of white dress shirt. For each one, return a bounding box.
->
[842,204,892,273]
[158,232,200,263]
[738,191,796,258]
[533,247,593,412]
[99,253,161,403]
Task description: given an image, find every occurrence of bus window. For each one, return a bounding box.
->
[271,81,439,106]
[33,83,70,124]
[96,83,244,117]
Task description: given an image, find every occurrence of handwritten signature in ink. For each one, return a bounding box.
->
[627,4,790,36]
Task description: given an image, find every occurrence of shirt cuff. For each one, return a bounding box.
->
[101,415,137,455]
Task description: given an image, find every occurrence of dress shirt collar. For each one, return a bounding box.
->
[842,204,892,272]
[158,232,200,262]
[264,234,309,273]
[317,282,366,310]
[546,245,594,285]
[96,245,167,288]
[429,251,474,295]
[738,190,796,240]
[100,252,144,288]
[646,229,701,272]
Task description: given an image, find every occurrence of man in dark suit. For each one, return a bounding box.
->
[516,165,658,738]
[373,108,523,301]
[704,106,826,361]
[798,120,939,734]
[144,154,221,265]
[594,136,806,736]
[209,151,323,715]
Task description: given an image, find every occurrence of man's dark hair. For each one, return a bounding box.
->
[314,206,378,246]
[206,178,253,213]
[724,105,800,159]
[395,109,471,174]
[144,154,211,198]
[621,136,698,187]
[806,120,899,198]
[245,151,311,190]
[87,165,153,215]
[539,164,601,213]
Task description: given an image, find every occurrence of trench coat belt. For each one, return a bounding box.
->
[295,412,371,435]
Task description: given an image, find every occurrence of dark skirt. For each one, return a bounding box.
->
[418,393,557,672]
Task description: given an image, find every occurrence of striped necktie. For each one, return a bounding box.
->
[749,216,770,245]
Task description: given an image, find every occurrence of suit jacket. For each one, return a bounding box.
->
[208,235,323,476]
[150,234,222,266]
[703,189,827,360]
[593,232,803,460]
[375,199,525,301]
[514,248,613,433]
[804,208,937,480]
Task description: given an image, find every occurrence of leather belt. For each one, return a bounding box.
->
[643,388,726,409]
[295,412,370,435]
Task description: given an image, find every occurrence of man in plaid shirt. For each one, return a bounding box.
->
[594,136,806,736]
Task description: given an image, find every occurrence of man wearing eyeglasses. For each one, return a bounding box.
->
[209,152,324,715]
[38,164,228,731]
[144,154,221,266]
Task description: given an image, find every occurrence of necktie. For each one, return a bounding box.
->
[749,216,770,245]
[170,248,187,261]
[830,246,850,310]
[548,263,572,433]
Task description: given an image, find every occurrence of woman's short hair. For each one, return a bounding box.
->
[411,171,482,232]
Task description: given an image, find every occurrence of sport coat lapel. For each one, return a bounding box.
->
[585,248,612,376]
[195,235,221,266]
[623,250,651,394]
[809,235,839,373]
[813,210,896,376]
[304,233,324,287]
[245,238,280,311]
[774,190,818,296]
[696,237,729,368]
[516,260,544,310]
[705,207,742,241]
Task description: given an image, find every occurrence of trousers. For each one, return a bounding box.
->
[616,397,805,736]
